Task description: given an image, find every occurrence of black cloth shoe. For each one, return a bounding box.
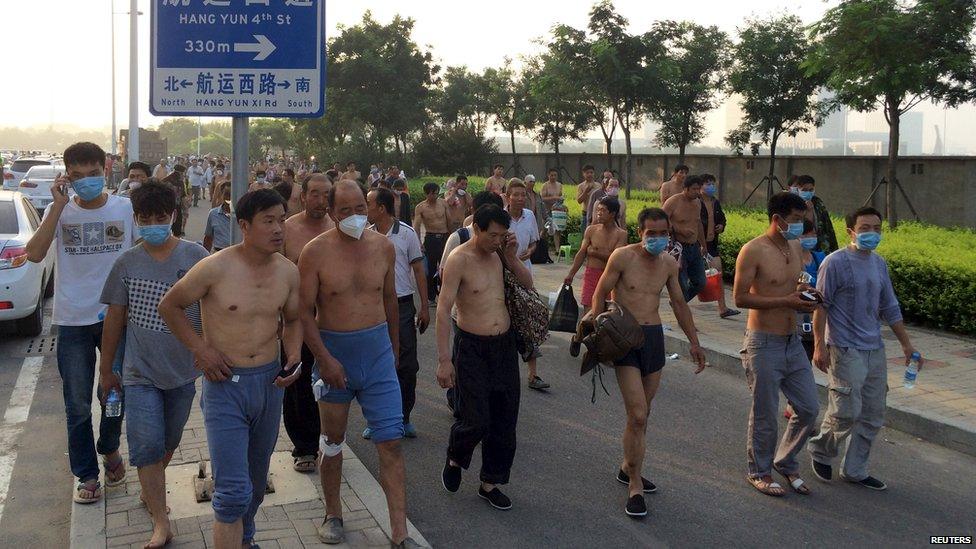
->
[442,460,461,493]
[478,486,512,510]
[811,458,833,482]
[616,469,657,493]
[625,494,647,518]
[841,474,887,491]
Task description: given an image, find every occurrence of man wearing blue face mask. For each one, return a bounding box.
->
[590,207,706,518]
[98,181,208,547]
[807,207,921,492]
[699,173,739,319]
[790,175,838,253]
[25,142,137,505]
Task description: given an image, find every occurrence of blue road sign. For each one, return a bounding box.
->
[150,0,325,118]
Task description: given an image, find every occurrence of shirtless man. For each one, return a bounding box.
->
[298,181,418,548]
[659,165,689,204]
[454,175,474,215]
[444,179,467,233]
[413,182,450,304]
[484,164,507,196]
[437,204,534,511]
[280,173,334,472]
[564,196,628,310]
[662,175,708,302]
[159,189,302,549]
[576,164,599,233]
[590,207,706,518]
[281,168,304,216]
[539,168,565,249]
[340,161,361,182]
[732,192,820,498]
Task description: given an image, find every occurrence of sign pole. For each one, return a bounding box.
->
[230,116,249,245]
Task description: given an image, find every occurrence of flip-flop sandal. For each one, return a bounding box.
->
[103,455,126,486]
[74,479,102,504]
[747,476,785,497]
[774,467,811,495]
[293,455,317,473]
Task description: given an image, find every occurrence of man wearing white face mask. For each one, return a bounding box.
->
[297,181,418,548]
[98,181,208,548]
[26,141,137,505]
[807,207,920,491]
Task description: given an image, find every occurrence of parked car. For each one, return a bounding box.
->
[0,190,55,336]
[18,165,59,212]
[3,157,63,192]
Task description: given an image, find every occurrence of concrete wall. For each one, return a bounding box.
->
[491,152,976,229]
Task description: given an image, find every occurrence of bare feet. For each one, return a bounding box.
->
[143,518,173,548]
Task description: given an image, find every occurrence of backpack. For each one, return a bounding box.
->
[457,227,470,244]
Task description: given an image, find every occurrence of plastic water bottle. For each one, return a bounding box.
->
[105,388,122,417]
[903,352,921,389]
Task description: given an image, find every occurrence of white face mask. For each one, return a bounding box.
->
[338,214,368,240]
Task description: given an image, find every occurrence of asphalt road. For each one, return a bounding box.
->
[0,201,973,548]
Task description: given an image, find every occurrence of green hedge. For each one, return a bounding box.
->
[408,177,976,335]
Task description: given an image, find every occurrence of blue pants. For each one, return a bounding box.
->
[124,382,196,467]
[56,323,124,481]
[201,360,283,543]
[678,242,707,302]
[313,323,404,443]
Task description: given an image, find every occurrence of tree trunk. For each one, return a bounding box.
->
[678,143,686,166]
[604,136,613,173]
[623,126,633,199]
[886,99,900,229]
[554,139,561,180]
[768,131,779,201]
[509,128,519,175]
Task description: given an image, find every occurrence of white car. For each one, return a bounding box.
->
[18,165,59,212]
[0,190,55,336]
[3,157,64,192]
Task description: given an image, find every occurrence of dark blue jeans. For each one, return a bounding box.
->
[56,322,124,482]
[679,242,707,303]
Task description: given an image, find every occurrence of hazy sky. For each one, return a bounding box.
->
[4,0,974,153]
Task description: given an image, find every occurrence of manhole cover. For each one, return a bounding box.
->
[19,336,57,357]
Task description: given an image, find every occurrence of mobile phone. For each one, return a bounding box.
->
[800,290,821,303]
[276,363,301,378]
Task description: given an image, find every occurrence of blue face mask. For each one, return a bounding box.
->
[799,190,815,201]
[854,231,881,251]
[644,236,669,256]
[138,223,171,246]
[703,184,716,197]
[799,237,818,250]
[71,175,105,201]
[779,219,804,241]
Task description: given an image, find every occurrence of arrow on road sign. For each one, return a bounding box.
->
[277,81,291,89]
[233,34,276,61]
[180,79,192,88]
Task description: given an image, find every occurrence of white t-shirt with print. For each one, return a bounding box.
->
[44,194,136,326]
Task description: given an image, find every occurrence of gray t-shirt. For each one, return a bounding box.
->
[100,239,209,389]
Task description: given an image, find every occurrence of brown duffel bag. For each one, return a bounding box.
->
[575,301,645,376]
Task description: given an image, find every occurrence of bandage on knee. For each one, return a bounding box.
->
[319,434,343,458]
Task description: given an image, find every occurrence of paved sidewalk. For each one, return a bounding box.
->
[73,380,429,548]
[537,262,976,456]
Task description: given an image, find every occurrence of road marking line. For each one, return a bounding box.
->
[0,356,44,524]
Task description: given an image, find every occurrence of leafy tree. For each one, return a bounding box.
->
[524,53,591,176]
[726,15,826,201]
[550,23,618,171]
[435,66,490,131]
[413,124,498,175]
[806,0,976,227]
[584,0,667,195]
[191,132,232,158]
[481,61,533,175]
[326,12,437,162]
[249,118,293,159]
[650,21,732,165]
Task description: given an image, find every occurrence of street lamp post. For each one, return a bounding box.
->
[127,0,139,163]
[110,1,117,155]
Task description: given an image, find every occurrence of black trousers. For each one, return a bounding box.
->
[282,343,320,457]
[423,233,447,300]
[397,297,420,424]
[447,329,520,485]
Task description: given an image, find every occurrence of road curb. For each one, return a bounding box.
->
[662,331,976,458]
[342,448,430,547]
